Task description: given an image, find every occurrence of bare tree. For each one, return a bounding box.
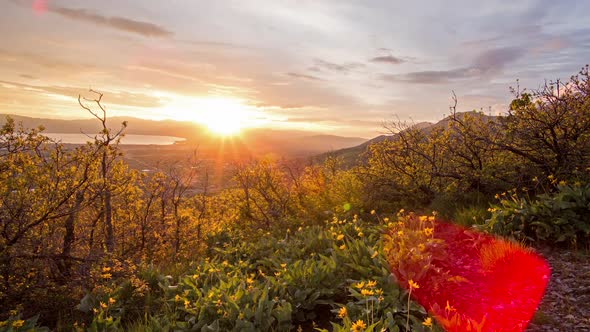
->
[78,90,126,253]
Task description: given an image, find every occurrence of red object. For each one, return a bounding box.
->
[389,221,550,332]
[33,0,48,14]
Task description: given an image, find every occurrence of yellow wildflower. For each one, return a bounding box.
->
[336,234,345,241]
[397,230,404,237]
[12,320,24,328]
[184,300,190,307]
[371,251,379,258]
[338,307,348,318]
[422,317,433,327]
[108,297,116,305]
[353,281,365,289]
[370,210,376,215]
[280,263,287,269]
[366,280,377,288]
[361,289,375,296]
[445,300,456,312]
[357,231,364,237]
[100,301,108,309]
[339,244,346,250]
[101,273,112,280]
[418,243,426,251]
[246,277,254,285]
[351,319,367,332]
[408,279,420,290]
[423,227,434,236]
[175,295,181,302]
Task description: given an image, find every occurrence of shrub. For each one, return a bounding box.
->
[484,183,590,248]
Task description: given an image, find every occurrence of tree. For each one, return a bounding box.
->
[78,90,127,253]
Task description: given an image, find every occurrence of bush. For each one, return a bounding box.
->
[484,183,590,248]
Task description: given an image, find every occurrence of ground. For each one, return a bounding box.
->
[527,246,590,331]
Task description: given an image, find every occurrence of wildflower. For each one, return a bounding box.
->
[408,279,420,290]
[422,317,433,327]
[222,260,229,266]
[357,231,364,237]
[351,319,367,332]
[239,312,245,320]
[100,301,108,309]
[353,281,365,289]
[366,280,377,288]
[339,244,346,250]
[184,300,190,307]
[102,267,111,273]
[423,227,434,236]
[298,226,303,231]
[383,217,389,222]
[418,243,426,251]
[108,297,116,305]
[246,277,254,285]
[12,320,25,328]
[375,288,383,295]
[337,234,345,241]
[419,215,428,222]
[370,210,376,215]
[101,273,112,280]
[361,289,375,296]
[445,300,456,312]
[338,306,348,318]
[175,295,181,302]
[280,263,287,269]
[371,251,379,258]
[397,230,404,237]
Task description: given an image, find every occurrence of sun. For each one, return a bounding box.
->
[199,97,247,135]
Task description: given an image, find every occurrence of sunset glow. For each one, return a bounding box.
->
[198,97,247,135]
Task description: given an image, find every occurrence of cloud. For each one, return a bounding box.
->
[383,47,525,84]
[370,55,405,65]
[49,6,173,38]
[286,72,323,81]
[0,80,166,108]
[309,59,365,73]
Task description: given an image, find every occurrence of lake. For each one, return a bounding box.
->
[43,133,186,145]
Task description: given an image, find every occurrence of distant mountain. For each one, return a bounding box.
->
[0,114,367,158]
[316,112,496,166]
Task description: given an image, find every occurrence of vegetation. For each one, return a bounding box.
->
[1,66,589,330]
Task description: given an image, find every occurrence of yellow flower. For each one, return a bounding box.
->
[353,281,365,289]
[100,301,108,309]
[298,226,303,231]
[12,320,25,328]
[280,263,287,269]
[108,297,116,305]
[175,295,181,302]
[445,300,456,312]
[408,279,420,290]
[339,244,346,250]
[246,277,254,284]
[383,217,389,222]
[338,307,348,318]
[102,266,112,273]
[336,234,345,241]
[423,227,434,236]
[366,280,377,288]
[370,210,376,215]
[101,273,112,280]
[351,319,367,332]
[357,231,364,237]
[222,260,229,266]
[371,251,379,258]
[184,300,190,307]
[397,230,404,237]
[418,243,426,251]
[422,317,433,327]
[361,289,375,296]
[419,215,428,222]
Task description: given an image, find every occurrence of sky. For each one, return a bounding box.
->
[1,0,589,137]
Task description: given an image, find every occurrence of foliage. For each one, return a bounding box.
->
[81,216,437,331]
[484,182,590,248]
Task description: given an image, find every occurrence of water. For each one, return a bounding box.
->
[43,133,186,145]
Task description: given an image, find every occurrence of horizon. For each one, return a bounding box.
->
[1,0,589,137]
